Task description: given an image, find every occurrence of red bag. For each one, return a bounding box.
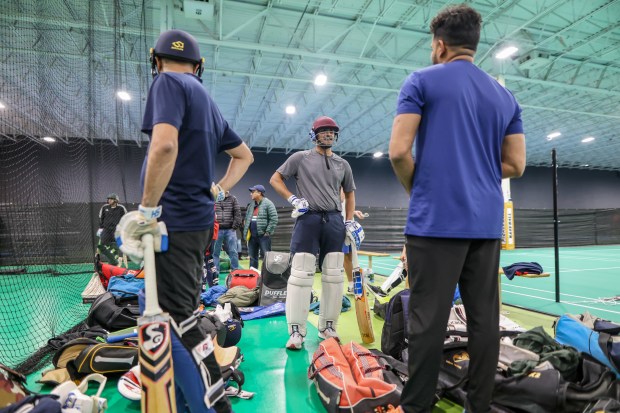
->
[225,269,261,290]
[308,338,400,413]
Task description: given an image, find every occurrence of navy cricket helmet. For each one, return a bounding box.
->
[150,29,204,78]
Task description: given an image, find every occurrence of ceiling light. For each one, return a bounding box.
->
[581,137,595,143]
[117,91,131,101]
[581,164,589,167]
[42,136,56,142]
[546,132,561,140]
[0,102,6,109]
[285,105,296,115]
[373,151,383,158]
[495,46,518,59]
[314,74,327,86]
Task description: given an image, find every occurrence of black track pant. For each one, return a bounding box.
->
[400,236,500,413]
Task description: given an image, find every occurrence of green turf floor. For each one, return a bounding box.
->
[20,265,557,413]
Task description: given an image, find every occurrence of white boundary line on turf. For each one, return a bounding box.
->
[502,290,620,316]
[502,283,619,302]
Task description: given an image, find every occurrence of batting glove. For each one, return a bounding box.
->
[96,228,103,237]
[344,220,365,249]
[211,182,225,202]
[115,206,168,263]
[288,195,309,218]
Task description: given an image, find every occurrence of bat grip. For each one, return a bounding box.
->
[141,233,163,317]
[350,242,359,270]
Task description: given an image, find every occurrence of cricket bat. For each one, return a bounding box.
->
[138,233,177,413]
[351,243,375,344]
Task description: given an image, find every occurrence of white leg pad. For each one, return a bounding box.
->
[319,252,344,332]
[286,252,316,336]
[381,262,407,294]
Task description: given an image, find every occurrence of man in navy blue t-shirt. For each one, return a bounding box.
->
[116,29,253,413]
[389,5,525,413]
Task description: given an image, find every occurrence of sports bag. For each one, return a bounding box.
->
[0,364,30,408]
[555,313,620,377]
[380,289,410,361]
[39,337,139,384]
[308,338,400,413]
[86,291,139,331]
[225,269,261,290]
[437,339,620,413]
[259,251,291,306]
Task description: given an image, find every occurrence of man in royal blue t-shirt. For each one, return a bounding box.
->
[389,5,526,413]
[116,29,253,413]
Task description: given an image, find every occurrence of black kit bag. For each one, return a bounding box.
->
[39,337,139,384]
[258,251,291,306]
[437,340,620,413]
[380,289,410,361]
[86,291,139,331]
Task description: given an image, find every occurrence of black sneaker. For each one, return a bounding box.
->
[367,284,387,298]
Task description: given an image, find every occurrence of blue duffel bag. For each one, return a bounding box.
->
[555,313,620,377]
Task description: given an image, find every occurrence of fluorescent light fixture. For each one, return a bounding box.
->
[0,102,6,109]
[314,74,327,86]
[285,105,296,115]
[373,151,383,158]
[581,164,589,167]
[117,91,131,101]
[495,46,518,59]
[546,132,561,140]
[581,137,595,143]
[42,136,56,142]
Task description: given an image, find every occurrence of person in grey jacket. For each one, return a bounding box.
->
[214,191,242,271]
[243,185,278,269]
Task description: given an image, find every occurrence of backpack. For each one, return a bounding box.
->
[38,337,139,385]
[259,251,291,306]
[555,313,620,377]
[380,290,410,361]
[86,292,139,331]
[225,269,261,290]
[308,338,401,413]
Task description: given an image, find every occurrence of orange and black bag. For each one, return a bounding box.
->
[225,269,261,290]
[308,338,401,413]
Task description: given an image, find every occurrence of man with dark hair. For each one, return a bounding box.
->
[116,29,253,413]
[214,191,242,272]
[389,4,526,413]
[97,193,126,265]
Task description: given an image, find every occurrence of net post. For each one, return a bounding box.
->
[552,149,560,303]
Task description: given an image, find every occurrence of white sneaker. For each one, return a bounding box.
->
[346,286,354,296]
[286,332,304,350]
[318,327,339,340]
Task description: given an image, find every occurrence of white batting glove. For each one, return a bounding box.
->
[345,220,365,249]
[211,182,225,202]
[115,206,168,263]
[96,228,103,237]
[288,195,309,218]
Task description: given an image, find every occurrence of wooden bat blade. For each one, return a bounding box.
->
[139,233,176,413]
[353,267,375,344]
[139,314,177,413]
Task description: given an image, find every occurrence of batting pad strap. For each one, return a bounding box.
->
[170,320,226,411]
[286,253,316,336]
[319,252,344,331]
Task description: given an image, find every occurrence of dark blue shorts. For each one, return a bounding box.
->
[290,211,345,267]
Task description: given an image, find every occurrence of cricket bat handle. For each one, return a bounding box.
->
[141,233,162,317]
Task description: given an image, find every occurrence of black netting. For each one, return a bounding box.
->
[0,139,145,373]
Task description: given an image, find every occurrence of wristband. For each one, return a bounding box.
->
[139,204,162,220]
[287,195,297,205]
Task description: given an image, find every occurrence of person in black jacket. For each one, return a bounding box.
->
[214,191,242,271]
[97,193,126,265]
